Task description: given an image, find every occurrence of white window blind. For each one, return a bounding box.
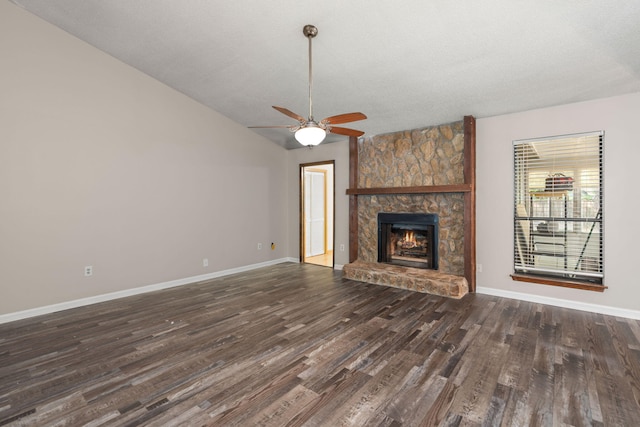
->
[513,131,603,284]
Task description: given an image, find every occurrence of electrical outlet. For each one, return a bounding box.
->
[257,243,262,250]
[476,263,483,273]
[203,258,209,267]
[84,266,93,277]
[339,244,345,252]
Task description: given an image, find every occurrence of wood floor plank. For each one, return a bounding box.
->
[1,263,640,425]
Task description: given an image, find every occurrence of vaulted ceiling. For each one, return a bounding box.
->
[10,0,640,149]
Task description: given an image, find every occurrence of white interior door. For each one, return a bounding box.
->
[305,171,325,257]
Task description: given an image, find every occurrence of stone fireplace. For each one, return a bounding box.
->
[343,117,475,298]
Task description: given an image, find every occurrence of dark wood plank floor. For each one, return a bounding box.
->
[1,263,640,426]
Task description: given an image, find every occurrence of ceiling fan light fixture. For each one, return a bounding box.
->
[295,124,326,146]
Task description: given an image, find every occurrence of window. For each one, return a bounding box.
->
[513,131,603,287]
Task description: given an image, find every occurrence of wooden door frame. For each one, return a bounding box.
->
[300,160,335,267]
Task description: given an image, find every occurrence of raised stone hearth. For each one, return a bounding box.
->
[343,260,468,299]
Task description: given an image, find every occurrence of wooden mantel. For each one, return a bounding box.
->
[346,183,472,195]
[347,115,477,292]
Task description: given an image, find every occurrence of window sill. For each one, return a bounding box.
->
[511,273,607,292]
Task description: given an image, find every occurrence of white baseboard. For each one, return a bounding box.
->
[476,286,640,320]
[0,258,294,325]
[11,264,635,324]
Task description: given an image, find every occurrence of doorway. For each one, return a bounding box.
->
[300,161,334,268]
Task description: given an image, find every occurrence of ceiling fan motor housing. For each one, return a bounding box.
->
[303,25,318,38]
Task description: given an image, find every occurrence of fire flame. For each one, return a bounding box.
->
[400,231,417,248]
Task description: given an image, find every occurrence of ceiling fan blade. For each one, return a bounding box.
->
[328,126,365,137]
[321,112,367,125]
[272,106,306,123]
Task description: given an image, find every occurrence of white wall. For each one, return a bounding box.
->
[287,140,351,268]
[477,92,640,314]
[0,1,288,315]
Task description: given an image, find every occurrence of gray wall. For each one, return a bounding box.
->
[0,1,289,315]
[287,93,640,315]
[3,0,639,318]
[477,92,640,313]
[287,140,351,268]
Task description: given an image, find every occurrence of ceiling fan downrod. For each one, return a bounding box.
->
[303,24,318,122]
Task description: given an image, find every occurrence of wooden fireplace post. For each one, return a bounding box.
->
[348,135,359,263]
[463,115,476,292]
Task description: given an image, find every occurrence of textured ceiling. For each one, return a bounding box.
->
[10,0,640,149]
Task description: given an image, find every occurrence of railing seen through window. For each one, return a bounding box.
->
[513,131,603,285]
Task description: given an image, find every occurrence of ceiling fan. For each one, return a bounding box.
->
[250,25,367,147]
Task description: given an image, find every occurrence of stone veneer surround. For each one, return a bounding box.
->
[358,193,464,275]
[358,123,465,189]
[344,120,471,298]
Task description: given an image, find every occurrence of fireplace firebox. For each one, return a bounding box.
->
[378,212,439,270]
